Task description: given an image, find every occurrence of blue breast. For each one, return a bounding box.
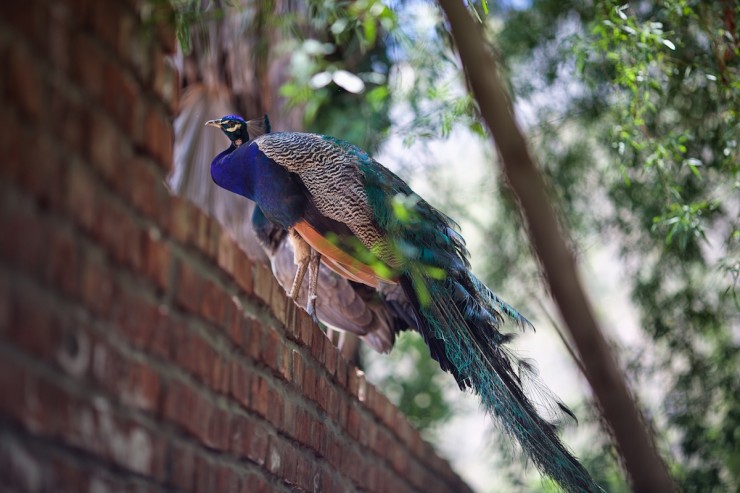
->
[210,143,308,229]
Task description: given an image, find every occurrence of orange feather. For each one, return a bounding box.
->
[293,221,398,288]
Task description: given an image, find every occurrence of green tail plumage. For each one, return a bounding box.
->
[356,150,601,492]
[401,271,600,493]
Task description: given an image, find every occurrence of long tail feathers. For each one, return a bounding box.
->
[401,272,601,493]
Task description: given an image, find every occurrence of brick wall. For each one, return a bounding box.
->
[0,2,473,492]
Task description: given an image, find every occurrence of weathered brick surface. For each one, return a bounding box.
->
[0,1,473,492]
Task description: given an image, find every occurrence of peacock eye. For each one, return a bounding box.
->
[223,122,242,133]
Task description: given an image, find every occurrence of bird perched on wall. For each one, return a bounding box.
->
[206,114,601,493]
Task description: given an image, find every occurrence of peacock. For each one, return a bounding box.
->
[206,114,601,493]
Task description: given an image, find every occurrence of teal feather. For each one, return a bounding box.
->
[325,137,601,492]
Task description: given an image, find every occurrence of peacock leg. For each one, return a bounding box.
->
[288,229,311,300]
[306,249,321,321]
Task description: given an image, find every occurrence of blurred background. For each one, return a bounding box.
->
[165,0,738,491]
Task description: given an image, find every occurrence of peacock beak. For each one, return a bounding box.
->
[205,119,222,128]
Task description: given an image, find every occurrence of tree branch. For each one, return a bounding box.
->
[435,1,676,491]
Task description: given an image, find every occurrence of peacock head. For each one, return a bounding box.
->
[205,114,250,147]
[206,114,271,147]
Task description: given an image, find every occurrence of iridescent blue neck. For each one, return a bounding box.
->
[209,142,308,229]
[210,145,254,199]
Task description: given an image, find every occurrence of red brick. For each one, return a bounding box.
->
[212,355,230,395]
[165,442,195,490]
[335,355,348,388]
[277,344,292,382]
[6,46,43,121]
[6,288,57,361]
[0,111,21,182]
[302,365,317,404]
[47,226,81,298]
[168,196,198,245]
[252,262,273,305]
[0,0,43,41]
[226,306,245,347]
[205,406,231,450]
[341,447,364,487]
[95,195,142,271]
[336,397,349,429]
[310,327,327,368]
[175,261,203,314]
[266,436,285,476]
[58,0,93,29]
[200,279,226,326]
[194,455,216,493]
[298,311,315,348]
[21,135,66,212]
[86,111,123,183]
[71,32,106,101]
[0,204,47,277]
[215,464,240,493]
[240,472,268,493]
[229,360,251,408]
[260,328,280,372]
[309,419,327,456]
[216,230,235,274]
[80,253,117,317]
[147,310,173,359]
[65,162,98,233]
[120,361,161,413]
[90,0,124,52]
[183,331,216,386]
[323,343,338,378]
[103,62,142,135]
[294,408,311,446]
[50,90,86,152]
[266,386,284,429]
[111,289,156,348]
[244,318,263,362]
[142,108,173,171]
[233,249,254,295]
[142,231,171,291]
[126,156,169,221]
[391,443,410,477]
[191,211,212,257]
[347,406,361,442]
[245,419,269,465]
[294,453,314,492]
[269,280,287,325]
[48,2,72,73]
[326,435,343,470]
[249,374,269,418]
[0,277,10,331]
[291,350,304,388]
[283,302,301,341]
[323,384,339,421]
[280,397,297,437]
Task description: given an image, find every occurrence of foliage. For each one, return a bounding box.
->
[494,1,740,491]
[363,331,456,432]
[279,0,482,151]
[277,0,397,150]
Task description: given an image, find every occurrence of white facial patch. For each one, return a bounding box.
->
[223,122,242,133]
